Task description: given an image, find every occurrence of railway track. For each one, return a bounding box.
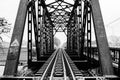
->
[33,48,94,80]
[1,48,113,80]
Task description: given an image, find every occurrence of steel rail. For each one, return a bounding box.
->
[62,51,67,80]
[49,49,60,80]
[40,49,59,80]
[49,48,67,79]
[62,49,76,80]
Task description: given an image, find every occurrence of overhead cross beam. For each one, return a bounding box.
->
[3,0,115,77]
[40,0,55,27]
[46,0,73,33]
[66,0,80,27]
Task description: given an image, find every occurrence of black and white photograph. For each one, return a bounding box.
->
[0,0,120,80]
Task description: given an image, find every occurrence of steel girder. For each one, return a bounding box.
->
[67,0,114,75]
[3,0,114,76]
[4,0,28,76]
[67,0,82,56]
[91,0,114,75]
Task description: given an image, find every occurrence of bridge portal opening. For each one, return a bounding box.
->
[2,0,117,77]
[54,32,67,48]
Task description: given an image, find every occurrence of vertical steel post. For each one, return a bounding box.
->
[31,1,39,61]
[118,50,120,76]
[91,0,114,75]
[78,0,82,57]
[86,2,92,61]
[80,1,87,57]
[28,0,33,67]
[42,9,46,55]
[4,0,28,76]
[37,0,42,59]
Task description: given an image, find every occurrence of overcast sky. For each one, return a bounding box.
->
[0,0,120,43]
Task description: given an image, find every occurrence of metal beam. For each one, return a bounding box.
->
[80,1,87,57]
[91,0,114,75]
[40,0,55,27]
[119,51,120,76]
[4,0,28,76]
[28,0,32,66]
[66,0,80,27]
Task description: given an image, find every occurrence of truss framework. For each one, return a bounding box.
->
[3,0,114,76]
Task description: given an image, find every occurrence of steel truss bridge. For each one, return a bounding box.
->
[0,0,120,80]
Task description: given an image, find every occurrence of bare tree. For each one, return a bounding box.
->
[0,17,11,54]
[109,35,120,46]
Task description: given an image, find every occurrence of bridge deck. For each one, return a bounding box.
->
[0,48,118,80]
